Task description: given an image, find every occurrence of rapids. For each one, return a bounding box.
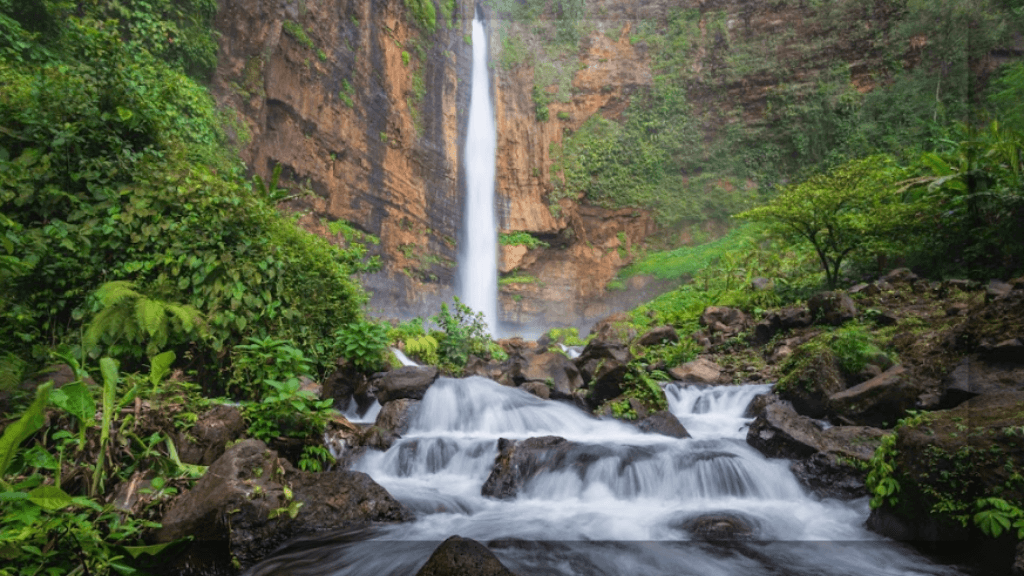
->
[248,377,969,576]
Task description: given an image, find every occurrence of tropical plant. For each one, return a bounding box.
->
[83,281,205,360]
[244,378,333,442]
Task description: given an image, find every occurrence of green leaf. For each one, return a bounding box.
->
[27,485,73,510]
[0,382,52,483]
[49,381,96,424]
[123,541,177,558]
[149,350,175,388]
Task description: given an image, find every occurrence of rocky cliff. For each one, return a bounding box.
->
[211,0,990,332]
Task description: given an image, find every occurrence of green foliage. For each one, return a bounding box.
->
[900,121,1024,279]
[298,445,335,472]
[499,231,549,249]
[244,377,333,442]
[988,61,1024,134]
[499,273,540,286]
[334,319,391,373]
[232,336,314,399]
[430,297,499,373]
[282,20,315,51]
[737,156,911,288]
[403,0,436,34]
[974,497,1024,539]
[0,382,50,487]
[83,281,205,360]
[610,399,637,420]
[546,327,589,346]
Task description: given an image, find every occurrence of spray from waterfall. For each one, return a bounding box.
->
[458,11,498,335]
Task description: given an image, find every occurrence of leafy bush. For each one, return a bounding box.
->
[231,336,314,399]
[333,319,392,373]
[83,281,205,360]
[244,378,333,442]
[499,231,549,249]
[430,298,504,373]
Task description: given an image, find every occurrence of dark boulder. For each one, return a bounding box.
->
[827,365,924,427]
[174,404,245,466]
[635,410,690,439]
[154,439,410,572]
[747,401,883,460]
[941,355,1024,408]
[374,398,421,436]
[883,268,918,284]
[635,325,679,347]
[775,346,845,419]
[575,339,631,406]
[1014,541,1024,576]
[789,452,870,500]
[778,307,813,330]
[675,512,757,540]
[986,279,1014,302]
[506,348,584,399]
[808,291,858,326]
[416,536,519,576]
[699,306,750,338]
[375,366,440,404]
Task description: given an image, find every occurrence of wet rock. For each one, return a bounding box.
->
[676,512,756,540]
[747,401,884,461]
[635,325,679,347]
[416,536,519,576]
[358,426,400,452]
[743,392,778,418]
[374,398,420,436]
[482,437,633,500]
[519,380,551,399]
[789,452,868,500]
[588,312,637,346]
[322,366,373,414]
[507,349,584,399]
[807,291,857,326]
[827,365,924,427]
[375,366,440,404]
[668,358,723,384]
[635,410,690,438]
[941,355,1024,408]
[155,439,411,571]
[849,282,880,296]
[174,403,245,466]
[576,339,631,406]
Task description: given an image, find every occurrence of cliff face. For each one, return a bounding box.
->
[211,0,935,332]
[213,0,472,319]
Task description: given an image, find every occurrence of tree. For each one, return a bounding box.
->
[737,155,912,289]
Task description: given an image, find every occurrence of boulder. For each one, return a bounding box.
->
[588,312,637,346]
[980,338,1024,363]
[507,349,584,399]
[746,400,885,461]
[941,355,1024,408]
[416,536,519,576]
[635,325,679,347]
[482,437,634,500]
[575,340,631,406]
[827,365,924,427]
[986,279,1014,302]
[375,366,440,404]
[883,268,918,284]
[675,512,757,541]
[374,398,421,436]
[667,358,723,384]
[635,410,690,438]
[752,313,782,346]
[778,307,812,330]
[775,346,845,419]
[849,282,881,296]
[322,366,374,414]
[155,439,411,571]
[699,306,750,337]
[789,452,871,500]
[1015,541,1024,576]
[807,291,858,326]
[751,277,774,292]
[519,380,551,399]
[174,404,245,466]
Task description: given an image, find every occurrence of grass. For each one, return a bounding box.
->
[619,224,762,281]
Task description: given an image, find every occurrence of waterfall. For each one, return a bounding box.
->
[249,379,967,576]
[458,12,498,335]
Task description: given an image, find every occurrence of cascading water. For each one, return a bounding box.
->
[249,378,969,576]
[458,12,498,334]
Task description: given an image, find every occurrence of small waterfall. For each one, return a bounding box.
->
[250,379,969,576]
[458,12,498,334]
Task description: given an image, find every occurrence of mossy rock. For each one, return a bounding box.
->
[776,346,845,418]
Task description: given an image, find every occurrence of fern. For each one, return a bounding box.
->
[403,334,439,365]
[84,282,206,358]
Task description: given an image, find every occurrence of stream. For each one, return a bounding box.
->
[247,377,968,576]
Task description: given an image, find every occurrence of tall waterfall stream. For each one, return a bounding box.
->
[249,378,967,576]
[457,13,498,333]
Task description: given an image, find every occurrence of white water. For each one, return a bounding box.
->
[458,15,498,335]
[249,378,967,576]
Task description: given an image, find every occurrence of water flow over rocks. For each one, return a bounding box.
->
[247,378,969,576]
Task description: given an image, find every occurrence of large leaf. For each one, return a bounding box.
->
[27,485,73,510]
[0,382,51,482]
[148,350,175,389]
[49,381,96,424]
